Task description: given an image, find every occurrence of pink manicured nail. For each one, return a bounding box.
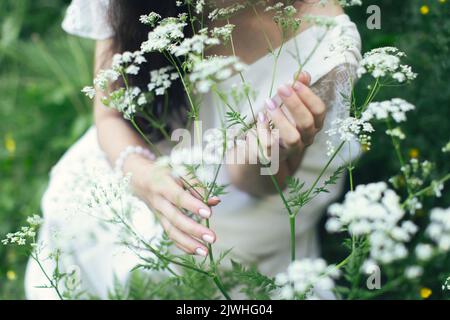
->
[258,112,266,122]
[265,98,277,111]
[278,84,292,97]
[199,208,211,218]
[293,81,303,92]
[195,248,208,256]
[202,234,215,244]
[210,196,221,202]
[302,71,311,81]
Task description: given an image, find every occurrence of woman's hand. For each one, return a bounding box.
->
[127,155,219,257]
[247,72,326,163]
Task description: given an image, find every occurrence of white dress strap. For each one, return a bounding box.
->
[62,0,114,40]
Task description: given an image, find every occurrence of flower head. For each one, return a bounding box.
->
[358,47,417,83]
[275,258,340,300]
[362,98,415,123]
[426,207,450,252]
[326,182,417,264]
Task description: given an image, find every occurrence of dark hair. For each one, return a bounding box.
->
[108,1,193,140]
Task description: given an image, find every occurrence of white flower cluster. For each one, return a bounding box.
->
[189,56,245,93]
[194,0,205,14]
[357,47,417,83]
[87,172,131,214]
[139,12,161,26]
[336,0,363,7]
[325,116,374,156]
[275,258,340,300]
[386,127,405,140]
[208,4,245,21]
[148,66,180,96]
[362,98,415,123]
[82,51,147,101]
[2,215,43,246]
[443,277,450,291]
[400,159,434,191]
[303,14,337,29]
[415,243,433,261]
[326,182,418,264]
[211,24,235,42]
[405,265,424,279]
[141,18,187,53]
[108,86,142,120]
[171,34,220,57]
[426,207,450,252]
[85,169,163,243]
[327,32,360,58]
[442,141,450,153]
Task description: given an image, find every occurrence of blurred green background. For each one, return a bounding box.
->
[0,0,449,299]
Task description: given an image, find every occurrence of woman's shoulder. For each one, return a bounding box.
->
[62,0,114,40]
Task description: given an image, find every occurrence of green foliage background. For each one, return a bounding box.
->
[0,0,448,299]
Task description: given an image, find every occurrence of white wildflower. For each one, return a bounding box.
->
[303,15,337,28]
[426,207,450,252]
[211,24,235,42]
[357,47,417,83]
[208,4,245,21]
[139,12,161,26]
[141,18,187,53]
[275,258,340,300]
[2,214,43,246]
[326,182,417,265]
[443,277,450,291]
[386,127,406,140]
[415,243,434,261]
[194,0,205,14]
[81,86,96,99]
[337,0,363,7]
[325,117,374,156]
[362,98,415,123]
[189,56,245,93]
[431,181,444,198]
[107,86,141,120]
[93,69,120,91]
[405,266,424,279]
[126,65,140,75]
[442,141,450,153]
[171,34,220,57]
[405,197,423,215]
[148,66,179,96]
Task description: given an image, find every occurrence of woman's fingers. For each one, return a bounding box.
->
[297,70,311,86]
[181,176,221,207]
[157,214,209,256]
[265,98,303,149]
[255,112,272,162]
[157,178,212,219]
[155,198,216,244]
[293,81,326,130]
[277,84,316,145]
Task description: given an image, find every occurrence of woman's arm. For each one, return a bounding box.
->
[93,40,149,169]
[93,39,219,256]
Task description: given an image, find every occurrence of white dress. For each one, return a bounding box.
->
[25,0,362,299]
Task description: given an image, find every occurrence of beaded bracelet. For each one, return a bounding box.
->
[114,145,156,173]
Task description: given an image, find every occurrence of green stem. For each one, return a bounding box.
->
[205,218,232,300]
[303,141,346,202]
[31,252,64,300]
[289,215,296,261]
[402,173,450,207]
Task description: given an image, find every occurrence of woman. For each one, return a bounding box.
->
[25,0,361,299]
